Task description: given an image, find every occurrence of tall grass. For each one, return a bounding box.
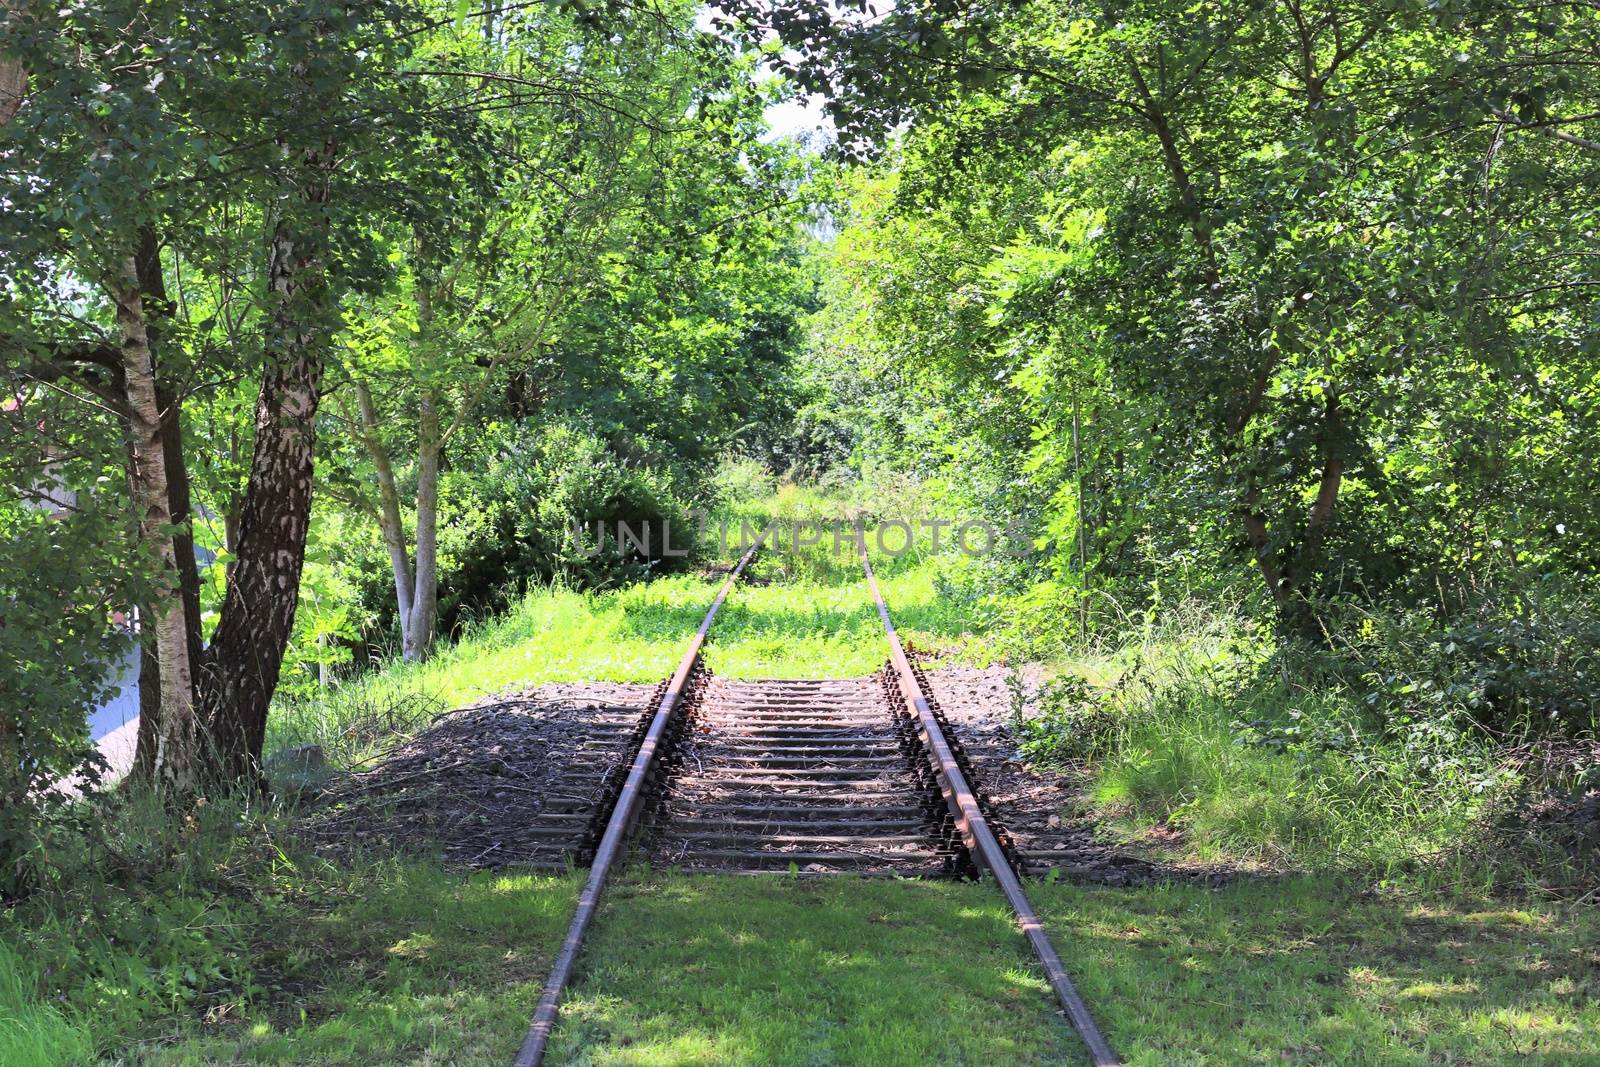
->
[0,942,92,1067]
[1016,595,1512,876]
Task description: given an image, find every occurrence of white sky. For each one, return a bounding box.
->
[762,93,830,143]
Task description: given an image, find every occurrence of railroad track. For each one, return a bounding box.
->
[513,540,1119,1066]
[645,674,964,876]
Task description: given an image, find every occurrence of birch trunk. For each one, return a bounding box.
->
[129,229,204,781]
[355,379,414,653]
[112,255,199,792]
[197,146,332,783]
[402,390,440,662]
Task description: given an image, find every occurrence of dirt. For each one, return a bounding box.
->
[918,663,1232,887]
[298,669,1232,887]
[301,682,656,871]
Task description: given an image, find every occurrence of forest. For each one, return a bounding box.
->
[2,0,1597,1063]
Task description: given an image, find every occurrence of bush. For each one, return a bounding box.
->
[1327,581,1600,741]
[0,508,124,899]
[1012,596,1530,873]
[711,455,778,507]
[346,419,699,645]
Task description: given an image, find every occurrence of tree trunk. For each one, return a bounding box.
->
[112,254,199,792]
[197,151,332,783]
[129,229,204,781]
[402,389,440,662]
[354,379,414,653]
[0,0,26,127]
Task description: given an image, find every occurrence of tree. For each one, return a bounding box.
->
[770,0,1600,632]
[328,11,811,657]
[2,0,492,783]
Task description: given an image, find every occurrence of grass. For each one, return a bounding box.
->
[544,874,1600,1066]
[116,865,580,1066]
[548,874,1077,1065]
[1,838,581,1067]
[0,941,95,1067]
[1036,878,1600,1066]
[273,528,990,764]
[13,852,1596,1064]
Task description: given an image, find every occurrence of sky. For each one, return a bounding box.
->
[763,92,831,143]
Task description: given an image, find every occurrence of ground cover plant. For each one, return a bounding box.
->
[549,874,1600,1067]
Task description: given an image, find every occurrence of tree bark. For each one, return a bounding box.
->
[197,149,332,783]
[403,389,440,661]
[0,0,26,127]
[354,379,415,652]
[112,254,199,792]
[129,229,204,780]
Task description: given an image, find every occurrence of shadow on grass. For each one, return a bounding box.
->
[548,874,1078,1066]
[541,872,1600,1067]
[117,865,581,1066]
[1033,876,1600,1066]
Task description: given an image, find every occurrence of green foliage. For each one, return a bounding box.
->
[0,502,128,898]
[1014,597,1541,874]
[1333,583,1600,740]
[801,0,1599,629]
[439,421,696,608]
[772,0,1600,882]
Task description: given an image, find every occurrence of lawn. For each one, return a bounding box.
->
[544,874,1600,1066]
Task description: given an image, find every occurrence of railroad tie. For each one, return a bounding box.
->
[646,676,962,877]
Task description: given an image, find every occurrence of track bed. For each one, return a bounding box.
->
[647,677,963,876]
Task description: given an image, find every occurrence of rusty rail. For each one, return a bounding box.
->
[859,542,1121,1067]
[512,541,761,1067]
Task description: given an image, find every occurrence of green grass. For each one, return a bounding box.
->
[0,850,581,1066]
[548,875,1077,1065]
[0,941,95,1067]
[274,531,990,763]
[14,857,1595,1065]
[1035,878,1600,1066]
[542,874,1600,1066]
[114,865,580,1066]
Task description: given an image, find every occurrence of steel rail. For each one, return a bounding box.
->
[513,540,762,1067]
[860,542,1121,1067]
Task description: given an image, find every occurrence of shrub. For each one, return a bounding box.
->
[711,455,778,507]
[1328,581,1600,741]
[345,419,698,645]
[1018,596,1528,873]
[0,508,124,899]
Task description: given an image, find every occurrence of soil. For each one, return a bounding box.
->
[301,682,656,871]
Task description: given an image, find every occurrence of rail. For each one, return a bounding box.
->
[512,540,760,1067]
[859,541,1121,1067]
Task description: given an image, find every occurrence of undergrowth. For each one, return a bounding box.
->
[1012,586,1600,893]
